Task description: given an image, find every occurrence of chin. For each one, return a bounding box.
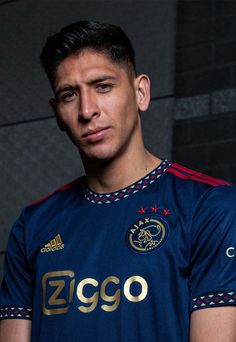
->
[79,147,117,164]
[89,152,116,163]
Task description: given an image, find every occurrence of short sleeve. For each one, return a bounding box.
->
[190,185,236,312]
[0,210,33,320]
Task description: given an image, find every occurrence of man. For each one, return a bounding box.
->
[0,20,236,342]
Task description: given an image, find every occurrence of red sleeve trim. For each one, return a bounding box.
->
[167,163,231,187]
[0,306,32,320]
[191,291,236,312]
[30,178,81,206]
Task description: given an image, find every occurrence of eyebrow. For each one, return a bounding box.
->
[55,75,118,97]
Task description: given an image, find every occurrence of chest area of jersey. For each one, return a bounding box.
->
[34,199,188,317]
[36,200,180,269]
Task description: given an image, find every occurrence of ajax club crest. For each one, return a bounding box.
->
[127,217,168,253]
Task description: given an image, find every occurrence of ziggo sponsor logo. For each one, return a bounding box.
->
[42,271,148,315]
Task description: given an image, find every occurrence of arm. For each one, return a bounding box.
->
[0,212,33,341]
[0,319,31,342]
[190,186,236,341]
[190,307,236,342]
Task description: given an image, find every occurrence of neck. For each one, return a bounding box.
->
[83,147,161,194]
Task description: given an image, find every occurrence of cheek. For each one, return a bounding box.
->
[56,107,77,126]
[101,93,137,122]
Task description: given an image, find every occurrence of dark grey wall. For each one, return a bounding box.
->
[0,1,177,277]
[173,0,236,183]
[175,0,236,97]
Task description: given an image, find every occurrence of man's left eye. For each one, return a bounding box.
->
[96,84,112,93]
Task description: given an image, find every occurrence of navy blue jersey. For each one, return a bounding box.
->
[1,160,236,341]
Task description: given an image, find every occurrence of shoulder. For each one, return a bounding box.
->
[166,162,231,188]
[21,176,84,224]
[165,162,233,198]
[30,177,83,206]
[9,177,85,253]
[163,162,235,217]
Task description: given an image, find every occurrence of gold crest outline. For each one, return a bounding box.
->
[127,216,168,253]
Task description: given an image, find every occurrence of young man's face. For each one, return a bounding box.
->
[52,49,150,164]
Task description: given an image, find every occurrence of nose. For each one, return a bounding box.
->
[78,88,100,121]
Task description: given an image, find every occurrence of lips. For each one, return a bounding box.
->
[82,127,110,143]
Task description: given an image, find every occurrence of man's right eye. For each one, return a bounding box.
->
[61,91,76,102]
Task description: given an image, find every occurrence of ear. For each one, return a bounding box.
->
[134,74,151,112]
[49,98,66,131]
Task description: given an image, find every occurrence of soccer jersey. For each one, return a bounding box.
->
[1,160,236,341]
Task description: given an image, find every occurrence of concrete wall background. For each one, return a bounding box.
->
[173,0,236,183]
[0,1,177,277]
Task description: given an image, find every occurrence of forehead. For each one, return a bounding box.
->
[54,50,129,88]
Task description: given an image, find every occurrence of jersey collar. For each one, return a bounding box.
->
[82,159,171,204]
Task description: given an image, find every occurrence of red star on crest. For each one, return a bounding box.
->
[163,209,170,216]
[151,205,158,212]
[138,207,146,214]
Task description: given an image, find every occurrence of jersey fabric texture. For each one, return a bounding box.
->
[1,160,236,341]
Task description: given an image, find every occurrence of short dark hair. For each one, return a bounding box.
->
[40,20,136,85]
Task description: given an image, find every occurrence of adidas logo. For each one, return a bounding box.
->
[40,234,64,253]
